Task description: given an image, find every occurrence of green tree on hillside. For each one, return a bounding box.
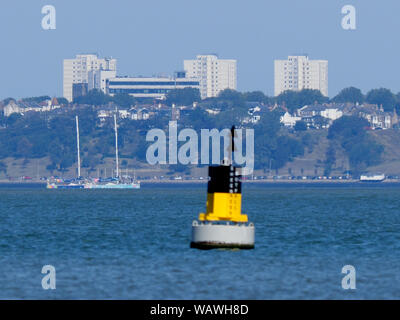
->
[218,89,244,104]
[276,89,328,113]
[328,116,383,175]
[0,161,6,176]
[197,89,248,128]
[47,138,75,173]
[73,89,111,105]
[112,93,136,108]
[16,137,33,159]
[22,96,51,103]
[180,107,216,131]
[5,113,22,127]
[324,143,336,176]
[242,91,272,104]
[328,115,369,140]
[166,88,201,106]
[332,87,364,104]
[57,97,69,105]
[254,111,304,171]
[1,97,15,106]
[366,88,397,111]
[272,135,304,169]
[294,120,307,131]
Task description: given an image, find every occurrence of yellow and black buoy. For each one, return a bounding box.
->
[190,126,255,250]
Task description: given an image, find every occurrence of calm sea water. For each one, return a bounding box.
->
[0,183,400,299]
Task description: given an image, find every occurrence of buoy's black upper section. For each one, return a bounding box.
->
[207,165,242,194]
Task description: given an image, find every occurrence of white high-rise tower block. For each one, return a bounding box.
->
[274,55,328,97]
[184,54,237,99]
[63,54,117,102]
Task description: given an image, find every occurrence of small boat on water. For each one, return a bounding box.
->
[47,181,84,189]
[84,181,140,189]
[360,174,385,182]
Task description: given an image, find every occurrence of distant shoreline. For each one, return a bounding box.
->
[142,179,400,184]
[1,179,400,185]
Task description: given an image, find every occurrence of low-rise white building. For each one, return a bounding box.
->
[280,112,301,127]
[3,98,61,117]
[3,100,21,117]
[357,105,393,129]
[107,76,200,100]
[320,108,343,121]
[298,105,343,121]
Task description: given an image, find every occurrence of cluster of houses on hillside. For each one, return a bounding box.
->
[1,97,399,130]
[1,98,62,117]
[279,103,398,130]
[0,98,193,123]
[97,107,151,122]
[96,103,187,122]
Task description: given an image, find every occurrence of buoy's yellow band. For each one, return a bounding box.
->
[199,192,248,223]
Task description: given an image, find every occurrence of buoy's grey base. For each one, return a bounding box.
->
[191,221,255,250]
[190,242,254,250]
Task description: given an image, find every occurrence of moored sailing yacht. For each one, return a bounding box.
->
[47,116,84,189]
[83,114,140,189]
[47,114,140,190]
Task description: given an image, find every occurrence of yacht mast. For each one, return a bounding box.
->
[114,114,119,178]
[76,116,81,177]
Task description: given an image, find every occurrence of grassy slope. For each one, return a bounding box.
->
[367,130,400,175]
[2,130,400,179]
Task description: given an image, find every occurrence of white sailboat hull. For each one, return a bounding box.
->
[360,174,385,182]
[84,182,140,189]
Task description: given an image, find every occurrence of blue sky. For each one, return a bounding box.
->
[0,0,399,100]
